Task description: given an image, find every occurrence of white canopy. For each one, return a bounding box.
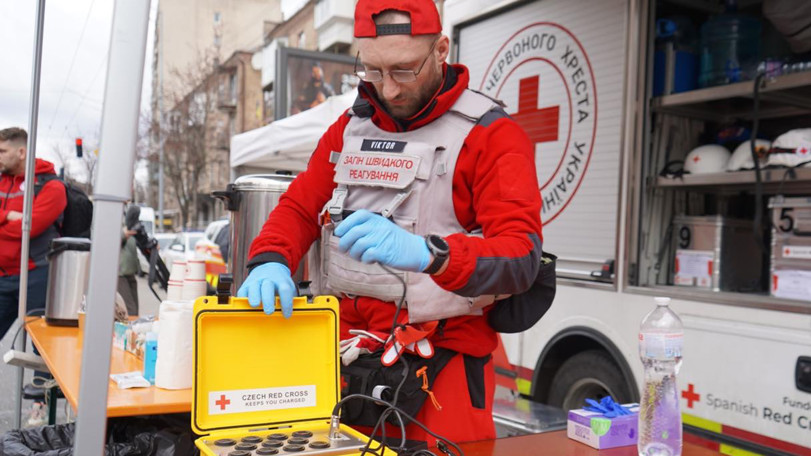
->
[230,89,357,172]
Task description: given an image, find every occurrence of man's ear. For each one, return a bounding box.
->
[436,35,450,64]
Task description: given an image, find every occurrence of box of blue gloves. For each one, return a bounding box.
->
[567,397,639,449]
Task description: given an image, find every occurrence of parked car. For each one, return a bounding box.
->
[195,219,230,264]
[161,231,205,270]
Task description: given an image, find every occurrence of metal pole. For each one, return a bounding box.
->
[73,1,150,454]
[14,0,47,429]
[157,9,165,232]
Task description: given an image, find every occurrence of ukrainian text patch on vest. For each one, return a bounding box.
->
[335,151,420,189]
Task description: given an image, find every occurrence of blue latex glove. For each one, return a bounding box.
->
[333,210,431,272]
[583,397,632,417]
[236,262,296,318]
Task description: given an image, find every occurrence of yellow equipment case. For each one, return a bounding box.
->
[192,295,394,455]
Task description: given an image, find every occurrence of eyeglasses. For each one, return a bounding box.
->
[354,39,438,83]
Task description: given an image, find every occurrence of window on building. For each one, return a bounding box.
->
[263,85,275,123]
[298,31,306,48]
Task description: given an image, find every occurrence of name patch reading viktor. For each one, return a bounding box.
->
[208,385,316,415]
[361,139,407,153]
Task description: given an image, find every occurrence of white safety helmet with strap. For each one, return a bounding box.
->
[684,144,731,174]
[766,129,811,168]
[727,139,772,171]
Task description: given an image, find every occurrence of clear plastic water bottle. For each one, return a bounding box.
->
[698,0,762,87]
[638,297,683,456]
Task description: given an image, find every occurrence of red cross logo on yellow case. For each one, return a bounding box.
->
[215,394,230,411]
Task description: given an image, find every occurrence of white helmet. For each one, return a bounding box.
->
[766,129,811,168]
[727,139,772,171]
[684,145,731,174]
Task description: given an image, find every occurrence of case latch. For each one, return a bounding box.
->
[217,274,233,304]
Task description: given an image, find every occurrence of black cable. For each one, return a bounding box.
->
[10,309,46,351]
[347,263,461,455]
[365,263,410,454]
[379,264,407,335]
[777,160,811,196]
[334,394,464,456]
[654,216,675,284]
[750,72,768,255]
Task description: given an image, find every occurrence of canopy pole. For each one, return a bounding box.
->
[14,0,47,429]
[73,1,151,454]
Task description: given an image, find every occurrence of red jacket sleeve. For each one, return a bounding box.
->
[0,180,67,240]
[432,116,543,297]
[246,114,351,273]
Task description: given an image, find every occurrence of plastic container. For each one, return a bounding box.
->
[638,297,683,456]
[143,332,158,385]
[653,17,698,96]
[699,6,762,88]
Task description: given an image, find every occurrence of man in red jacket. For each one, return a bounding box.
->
[0,127,66,341]
[238,0,542,446]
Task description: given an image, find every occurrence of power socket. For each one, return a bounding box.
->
[3,350,48,372]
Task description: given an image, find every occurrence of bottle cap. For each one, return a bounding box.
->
[654,297,671,306]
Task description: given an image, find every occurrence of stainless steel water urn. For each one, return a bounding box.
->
[45,237,91,326]
[213,174,307,292]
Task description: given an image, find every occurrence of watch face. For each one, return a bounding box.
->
[428,235,449,255]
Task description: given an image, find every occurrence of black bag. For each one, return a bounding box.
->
[340,348,456,428]
[0,413,197,456]
[35,175,93,238]
[487,252,557,333]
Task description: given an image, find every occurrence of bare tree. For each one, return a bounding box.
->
[152,50,221,229]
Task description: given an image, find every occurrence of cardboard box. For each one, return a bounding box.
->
[113,321,129,350]
[567,403,639,449]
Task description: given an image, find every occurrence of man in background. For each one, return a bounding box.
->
[0,127,67,426]
[118,206,141,316]
[0,127,66,340]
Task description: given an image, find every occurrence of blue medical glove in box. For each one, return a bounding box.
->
[567,402,640,449]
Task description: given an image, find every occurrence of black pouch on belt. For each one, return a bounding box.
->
[340,347,456,428]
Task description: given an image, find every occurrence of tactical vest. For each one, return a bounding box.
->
[315,90,501,323]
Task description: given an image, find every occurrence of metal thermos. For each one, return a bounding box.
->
[213,174,308,292]
[45,237,91,326]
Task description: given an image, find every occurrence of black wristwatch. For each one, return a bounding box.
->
[423,234,449,274]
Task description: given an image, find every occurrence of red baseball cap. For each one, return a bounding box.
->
[354,0,441,38]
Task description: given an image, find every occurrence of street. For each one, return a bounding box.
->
[0,274,163,435]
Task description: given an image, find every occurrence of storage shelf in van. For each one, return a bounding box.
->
[655,167,811,194]
[651,71,811,122]
[628,285,811,315]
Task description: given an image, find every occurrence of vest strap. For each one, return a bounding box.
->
[380,190,413,219]
[326,185,348,223]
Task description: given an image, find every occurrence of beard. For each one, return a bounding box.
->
[380,72,442,121]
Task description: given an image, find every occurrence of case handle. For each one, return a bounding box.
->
[793,228,811,237]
